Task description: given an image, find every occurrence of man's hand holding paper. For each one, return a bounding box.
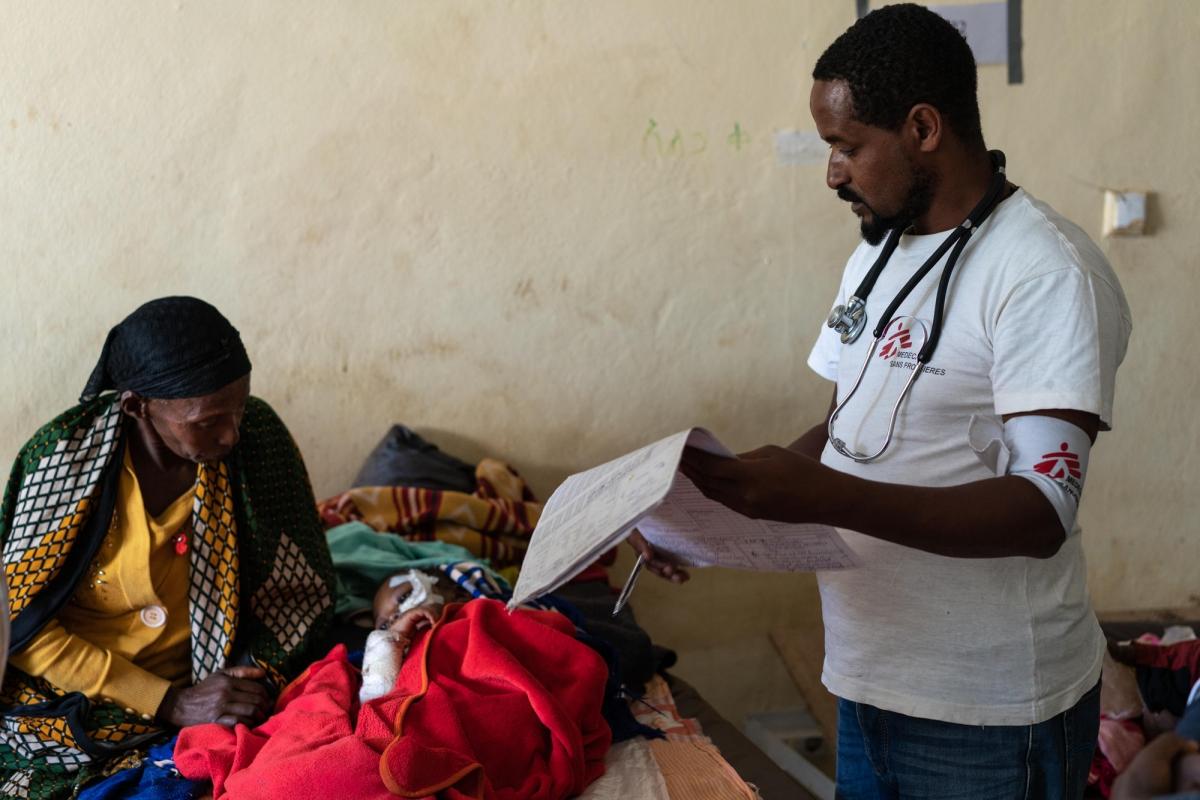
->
[678,444,837,526]
[508,428,858,609]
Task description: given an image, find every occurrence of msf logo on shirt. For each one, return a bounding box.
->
[876,316,947,376]
[878,324,913,360]
[1035,443,1083,502]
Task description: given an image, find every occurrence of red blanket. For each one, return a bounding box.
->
[175,600,611,799]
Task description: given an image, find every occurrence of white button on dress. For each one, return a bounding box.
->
[139,605,167,629]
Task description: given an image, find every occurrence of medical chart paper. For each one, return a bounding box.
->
[508,428,859,609]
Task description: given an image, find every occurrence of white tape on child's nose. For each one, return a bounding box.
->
[387,570,445,614]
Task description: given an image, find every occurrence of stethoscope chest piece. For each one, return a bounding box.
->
[827,296,868,344]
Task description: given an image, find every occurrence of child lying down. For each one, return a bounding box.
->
[359,569,475,702]
[175,566,612,799]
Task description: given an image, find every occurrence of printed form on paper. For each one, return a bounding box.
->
[508,428,859,609]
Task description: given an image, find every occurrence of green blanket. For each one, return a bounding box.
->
[326,521,482,615]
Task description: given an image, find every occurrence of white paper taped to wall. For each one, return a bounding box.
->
[508,428,859,609]
[929,3,1008,65]
[774,130,828,166]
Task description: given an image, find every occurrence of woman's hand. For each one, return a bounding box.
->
[157,665,271,728]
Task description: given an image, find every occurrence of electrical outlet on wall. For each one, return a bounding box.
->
[1102,190,1148,237]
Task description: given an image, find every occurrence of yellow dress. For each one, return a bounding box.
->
[9,447,194,719]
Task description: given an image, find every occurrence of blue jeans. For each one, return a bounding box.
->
[835,682,1100,799]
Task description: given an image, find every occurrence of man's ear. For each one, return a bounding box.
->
[906,103,943,154]
[119,391,149,420]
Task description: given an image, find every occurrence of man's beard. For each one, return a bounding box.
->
[838,165,937,246]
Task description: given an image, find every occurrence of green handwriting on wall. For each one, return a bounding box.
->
[642,119,752,158]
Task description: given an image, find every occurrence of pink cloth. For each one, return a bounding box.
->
[1098,717,1145,773]
[1088,716,1146,797]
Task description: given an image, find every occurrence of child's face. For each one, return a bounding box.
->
[374,579,415,630]
[373,575,430,632]
[372,570,470,633]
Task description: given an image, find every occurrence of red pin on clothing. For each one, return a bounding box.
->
[174,529,189,556]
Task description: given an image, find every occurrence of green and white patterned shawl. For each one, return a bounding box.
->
[0,396,335,799]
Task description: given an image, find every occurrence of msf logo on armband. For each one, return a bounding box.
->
[1034,443,1083,503]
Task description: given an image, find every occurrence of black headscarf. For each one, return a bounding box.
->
[80,296,252,402]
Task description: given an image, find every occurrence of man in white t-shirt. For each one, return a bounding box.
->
[634,4,1132,798]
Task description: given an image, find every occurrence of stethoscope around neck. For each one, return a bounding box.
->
[825,150,1008,463]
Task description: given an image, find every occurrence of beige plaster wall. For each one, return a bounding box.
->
[1,2,1196,726]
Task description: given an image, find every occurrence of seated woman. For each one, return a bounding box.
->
[0,297,335,799]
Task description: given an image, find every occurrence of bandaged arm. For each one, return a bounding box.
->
[1001,415,1091,536]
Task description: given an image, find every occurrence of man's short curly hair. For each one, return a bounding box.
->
[813,3,984,148]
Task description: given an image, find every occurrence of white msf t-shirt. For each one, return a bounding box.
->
[808,189,1131,726]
